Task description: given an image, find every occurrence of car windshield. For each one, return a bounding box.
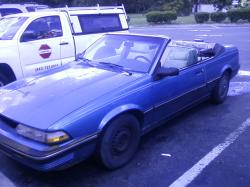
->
[0,17,28,40]
[83,34,165,73]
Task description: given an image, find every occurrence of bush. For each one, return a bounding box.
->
[241,8,250,22]
[162,11,177,23]
[227,9,242,22]
[146,11,163,23]
[146,11,177,23]
[227,8,250,22]
[210,12,227,23]
[194,12,209,23]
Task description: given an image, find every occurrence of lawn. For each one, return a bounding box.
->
[128,14,196,26]
[128,14,235,27]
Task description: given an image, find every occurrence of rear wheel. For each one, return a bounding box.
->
[211,72,230,104]
[97,114,140,170]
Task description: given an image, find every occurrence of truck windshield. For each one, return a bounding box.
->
[0,17,28,40]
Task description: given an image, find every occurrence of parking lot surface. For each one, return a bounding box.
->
[0,24,250,187]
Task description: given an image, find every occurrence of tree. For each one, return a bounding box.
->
[0,0,194,14]
[210,0,231,10]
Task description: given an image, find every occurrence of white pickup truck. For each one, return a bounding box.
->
[0,5,129,86]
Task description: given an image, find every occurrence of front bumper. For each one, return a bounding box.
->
[0,130,98,171]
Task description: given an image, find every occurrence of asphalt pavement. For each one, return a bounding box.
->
[0,24,250,187]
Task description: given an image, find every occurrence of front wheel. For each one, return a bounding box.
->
[211,72,230,104]
[96,114,141,170]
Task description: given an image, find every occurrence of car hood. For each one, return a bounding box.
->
[0,64,143,130]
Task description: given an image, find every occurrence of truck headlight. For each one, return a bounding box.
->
[16,124,70,144]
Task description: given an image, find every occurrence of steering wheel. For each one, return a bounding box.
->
[134,56,151,64]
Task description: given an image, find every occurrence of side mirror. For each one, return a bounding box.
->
[156,67,179,79]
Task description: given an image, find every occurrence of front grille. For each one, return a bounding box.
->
[0,114,19,128]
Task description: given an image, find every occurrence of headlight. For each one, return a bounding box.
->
[16,124,70,144]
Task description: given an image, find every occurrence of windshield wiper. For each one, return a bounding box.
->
[98,62,132,75]
[77,56,94,67]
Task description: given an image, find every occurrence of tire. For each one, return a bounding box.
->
[97,114,141,170]
[0,74,10,87]
[211,72,230,104]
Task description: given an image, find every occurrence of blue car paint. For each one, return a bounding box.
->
[0,66,145,130]
[0,34,240,171]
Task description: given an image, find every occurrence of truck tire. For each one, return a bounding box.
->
[0,74,9,87]
[96,114,141,170]
[211,72,230,104]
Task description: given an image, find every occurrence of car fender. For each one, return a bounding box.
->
[220,64,232,77]
[98,104,143,131]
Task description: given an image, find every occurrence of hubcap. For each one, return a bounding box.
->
[219,76,229,97]
[111,128,131,155]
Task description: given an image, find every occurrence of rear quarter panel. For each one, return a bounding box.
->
[204,45,239,88]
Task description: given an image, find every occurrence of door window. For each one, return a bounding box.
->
[20,16,62,42]
[77,14,122,34]
[161,46,198,69]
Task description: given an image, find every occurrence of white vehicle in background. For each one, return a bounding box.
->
[0,5,129,86]
[232,0,240,6]
[0,3,48,17]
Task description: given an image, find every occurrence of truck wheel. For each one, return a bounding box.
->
[211,72,230,104]
[97,114,140,170]
[0,74,9,87]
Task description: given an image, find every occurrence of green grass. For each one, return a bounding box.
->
[128,14,196,26]
[128,14,147,26]
[174,15,196,24]
[128,14,247,26]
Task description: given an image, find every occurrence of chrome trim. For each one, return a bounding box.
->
[142,94,209,133]
[144,107,154,114]
[207,77,220,84]
[0,133,98,161]
[154,84,206,109]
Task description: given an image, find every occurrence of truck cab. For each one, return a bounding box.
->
[0,5,128,86]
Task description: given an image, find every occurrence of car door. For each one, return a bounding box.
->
[18,16,63,77]
[151,46,207,123]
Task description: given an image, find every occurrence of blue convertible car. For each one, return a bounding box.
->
[0,33,239,171]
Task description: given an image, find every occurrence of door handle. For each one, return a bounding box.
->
[60,42,69,46]
[195,69,204,75]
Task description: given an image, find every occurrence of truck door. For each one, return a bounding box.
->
[59,13,75,66]
[18,16,63,77]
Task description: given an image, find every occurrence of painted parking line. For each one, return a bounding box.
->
[195,34,223,37]
[0,172,15,187]
[211,25,219,29]
[238,70,250,76]
[169,118,250,187]
[189,29,213,32]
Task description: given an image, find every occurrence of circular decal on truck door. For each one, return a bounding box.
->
[39,44,52,59]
